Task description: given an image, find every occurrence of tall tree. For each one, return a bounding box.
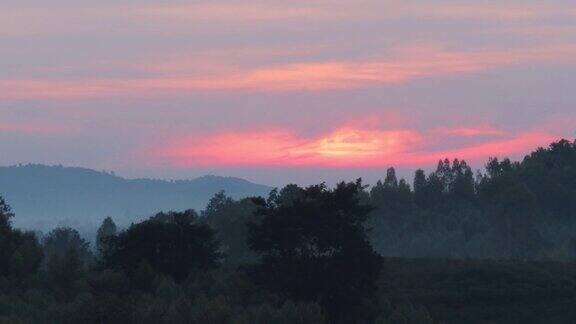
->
[247,181,383,323]
[202,190,233,218]
[436,158,453,193]
[96,217,117,255]
[413,169,427,208]
[203,192,260,263]
[383,167,399,188]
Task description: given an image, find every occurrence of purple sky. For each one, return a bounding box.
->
[1,0,575,186]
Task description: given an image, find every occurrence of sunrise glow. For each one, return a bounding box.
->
[151,124,554,169]
[1,0,574,184]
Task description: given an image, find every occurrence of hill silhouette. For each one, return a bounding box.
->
[0,164,272,232]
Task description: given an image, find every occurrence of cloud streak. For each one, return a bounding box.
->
[150,124,554,168]
[136,1,576,25]
[136,2,350,23]
[0,122,66,134]
[2,43,576,100]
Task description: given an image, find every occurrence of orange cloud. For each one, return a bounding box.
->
[151,125,554,168]
[2,43,576,99]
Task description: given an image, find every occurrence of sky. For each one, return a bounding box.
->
[1,0,575,186]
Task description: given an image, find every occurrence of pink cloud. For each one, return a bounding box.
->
[432,126,506,137]
[3,43,576,100]
[153,128,420,168]
[149,123,555,169]
[400,131,556,166]
[2,2,573,38]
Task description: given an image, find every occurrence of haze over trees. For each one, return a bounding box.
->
[367,139,576,259]
[0,139,575,323]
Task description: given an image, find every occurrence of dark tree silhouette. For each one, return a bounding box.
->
[47,244,84,299]
[203,192,260,264]
[43,227,93,264]
[413,169,427,208]
[495,183,546,258]
[247,180,383,323]
[202,190,233,218]
[274,183,306,207]
[0,196,43,278]
[0,196,14,226]
[96,216,117,256]
[104,210,221,281]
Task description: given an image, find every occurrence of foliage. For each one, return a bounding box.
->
[368,139,576,259]
[42,227,93,264]
[103,210,221,281]
[0,198,43,279]
[96,217,117,256]
[247,180,383,323]
[203,192,260,264]
[375,302,437,324]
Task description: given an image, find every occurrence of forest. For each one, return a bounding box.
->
[1,139,576,324]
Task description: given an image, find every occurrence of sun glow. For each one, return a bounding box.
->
[150,124,553,169]
[155,127,418,168]
[314,128,410,158]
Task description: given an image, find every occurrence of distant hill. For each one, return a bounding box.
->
[0,164,273,232]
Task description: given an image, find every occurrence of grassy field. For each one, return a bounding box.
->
[379,258,576,323]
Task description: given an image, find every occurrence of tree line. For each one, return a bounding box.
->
[0,139,575,323]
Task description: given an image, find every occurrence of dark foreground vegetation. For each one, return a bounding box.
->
[1,139,575,323]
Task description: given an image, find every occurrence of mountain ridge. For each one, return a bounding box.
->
[0,164,273,231]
